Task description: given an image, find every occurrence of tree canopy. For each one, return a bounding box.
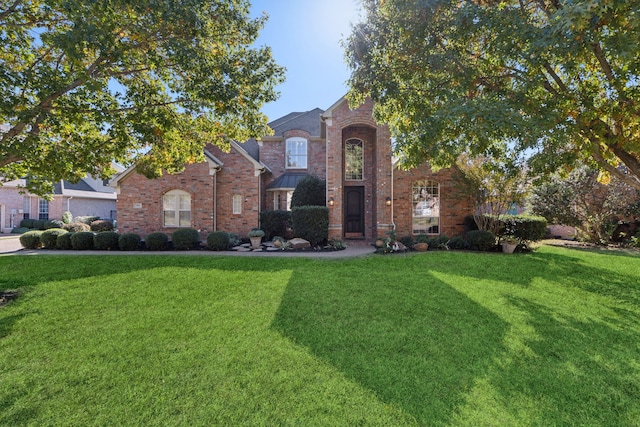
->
[1,0,284,195]
[346,0,640,189]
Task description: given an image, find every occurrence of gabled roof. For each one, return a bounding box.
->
[265,172,308,191]
[268,108,324,137]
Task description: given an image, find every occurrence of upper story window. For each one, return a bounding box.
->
[286,137,307,169]
[345,139,364,180]
[163,190,191,227]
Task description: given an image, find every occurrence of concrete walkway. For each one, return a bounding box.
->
[0,234,376,258]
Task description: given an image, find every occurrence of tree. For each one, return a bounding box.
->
[1,0,284,195]
[346,0,640,189]
[290,174,326,208]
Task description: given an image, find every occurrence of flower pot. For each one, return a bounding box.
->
[501,242,517,254]
[250,236,263,249]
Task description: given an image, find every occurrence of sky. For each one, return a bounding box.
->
[250,0,363,122]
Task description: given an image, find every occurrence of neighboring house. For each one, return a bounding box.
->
[111,97,473,240]
[0,172,122,233]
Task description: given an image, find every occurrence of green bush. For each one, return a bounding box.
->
[41,228,68,249]
[448,235,469,250]
[228,232,241,248]
[466,230,496,251]
[32,219,46,230]
[259,210,292,240]
[56,232,75,249]
[415,233,430,244]
[119,233,141,251]
[172,228,200,250]
[291,206,329,246]
[44,219,64,229]
[290,175,326,207]
[64,222,90,232]
[71,231,95,250]
[62,211,73,224]
[207,231,230,251]
[94,231,120,250]
[145,232,169,251]
[399,235,415,249]
[11,227,29,234]
[19,230,44,249]
[496,215,548,243]
[90,219,114,232]
[20,218,35,229]
[74,215,100,225]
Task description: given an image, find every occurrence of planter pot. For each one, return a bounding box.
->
[413,242,429,252]
[250,236,263,249]
[501,242,517,254]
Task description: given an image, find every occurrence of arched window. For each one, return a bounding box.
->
[345,139,363,180]
[286,137,308,169]
[163,190,191,227]
[412,180,440,234]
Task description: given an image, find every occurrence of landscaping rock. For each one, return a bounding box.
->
[289,238,311,249]
[414,242,429,252]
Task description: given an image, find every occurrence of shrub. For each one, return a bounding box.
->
[41,228,68,249]
[466,230,496,251]
[44,219,64,229]
[207,231,230,251]
[62,211,73,224]
[259,210,292,240]
[74,215,100,225]
[227,232,241,248]
[448,235,468,250]
[119,233,141,251]
[19,230,44,249]
[415,233,430,244]
[172,228,200,250]
[291,206,329,246]
[11,227,29,234]
[71,231,95,250]
[94,231,120,250]
[399,235,415,249]
[90,219,114,232]
[20,218,35,229]
[32,219,46,230]
[56,232,75,249]
[145,232,169,251]
[64,222,90,232]
[248,228,265,238]
[497,215,548,244]
[290,175,326,207]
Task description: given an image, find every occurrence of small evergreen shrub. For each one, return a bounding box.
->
[291,206,329,246]
[11,227,29,234]
[496,215,548,243]
[56,232,75,249]
[20,219,35,229]
[41,228,68,249]
[119,233,141,251]
[399,235,415,249]
[32,219,46,230]
[415,233,430,244]
[172,228,200,250]
[44,219,64,229]
[19,230,44,249]
[227,232,241,248]
[448,235,468,250]
[71,231,95,250]
[290,175,326,207]
[90,219,114,232]
[64,222,90,232]
[74,215,100,225]
[207,231,230,251]
[62,211,73,224]
[466,230,496,251]
[145,232,169,251]
[94,231,120,250]
[259,210,292,240]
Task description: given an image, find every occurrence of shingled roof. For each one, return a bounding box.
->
[268,108,324,137]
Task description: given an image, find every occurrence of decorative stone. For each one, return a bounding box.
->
[392,241,408,252]
[289,238,311,249]
[413,242,429,252]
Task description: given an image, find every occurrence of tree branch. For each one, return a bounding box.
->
[0,0,22,21]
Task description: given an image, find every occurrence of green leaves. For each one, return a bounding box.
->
[0,0,285,195]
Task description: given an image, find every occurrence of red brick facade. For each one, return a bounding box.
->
[113,97,473,241]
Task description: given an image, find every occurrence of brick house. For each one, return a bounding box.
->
[111,97,473,241]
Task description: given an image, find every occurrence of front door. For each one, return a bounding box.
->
[344,186,364,236]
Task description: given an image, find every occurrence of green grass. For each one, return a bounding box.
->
[1,246,639,426]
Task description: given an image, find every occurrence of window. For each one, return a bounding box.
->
[412,180,440,234]
[232,194,242,214]
[163,190,191,227]
[345,139,363,180]
[23,196,30,220]
[38,199,49,220]
[286,137,307,169]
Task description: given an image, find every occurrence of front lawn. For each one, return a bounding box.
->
[1,246,639,425]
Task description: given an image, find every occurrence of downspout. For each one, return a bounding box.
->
[391,158,396,232]
[213,171,217,232]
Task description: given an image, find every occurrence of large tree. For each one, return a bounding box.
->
[1,0,284,195]
[346,0,640,189]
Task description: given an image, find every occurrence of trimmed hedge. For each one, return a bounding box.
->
[171,228,199,250]
[145,232,169,251]
[41,228,68,249]
[259,210,292,240]
[64,222,91,232]
[44,219,64,229]
[32,219,46,230]
[19,230,44,249]
[71,232,95,250]
[207,231,230,251]
[466,230,496,251]
[90,220,114,232]
[20,219,35,229]
[119,233,141,251]
[56,232,75,249]
[74,216,100,225]
[291,206,329,246]
[290,175,326,208]
[94,231,120,250]
[496,215,548,242]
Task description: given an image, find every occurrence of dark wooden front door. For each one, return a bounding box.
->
[344,186,364,235]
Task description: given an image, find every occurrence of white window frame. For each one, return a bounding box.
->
[163,190,191,227]
[345,138,364,180]
[286,137,308,169]
[412,180,440,235]
[23,196,31,219]
[38,198,49,220]
[232,194,242,214]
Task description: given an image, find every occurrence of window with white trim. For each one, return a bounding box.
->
[232,194,242,214]
[412,180,440,234]
[286,137,308,169]
[23,196,31,220]
[345,139,364,180]
[163,190,191,227]
[38,198,49,220]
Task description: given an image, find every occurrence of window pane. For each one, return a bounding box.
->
[179,195,190,211]
[179,211,191,227]
[286,139,307,168]
[164,211,176,227]
[163,194,176,211]
[412,180,440,234]
[232,195,242,214]
[345,140,363,180]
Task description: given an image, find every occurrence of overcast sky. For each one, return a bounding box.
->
[250,0,362,121]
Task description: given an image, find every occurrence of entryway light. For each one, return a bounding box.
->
[386,197,392,206]
[328,197,335,206]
